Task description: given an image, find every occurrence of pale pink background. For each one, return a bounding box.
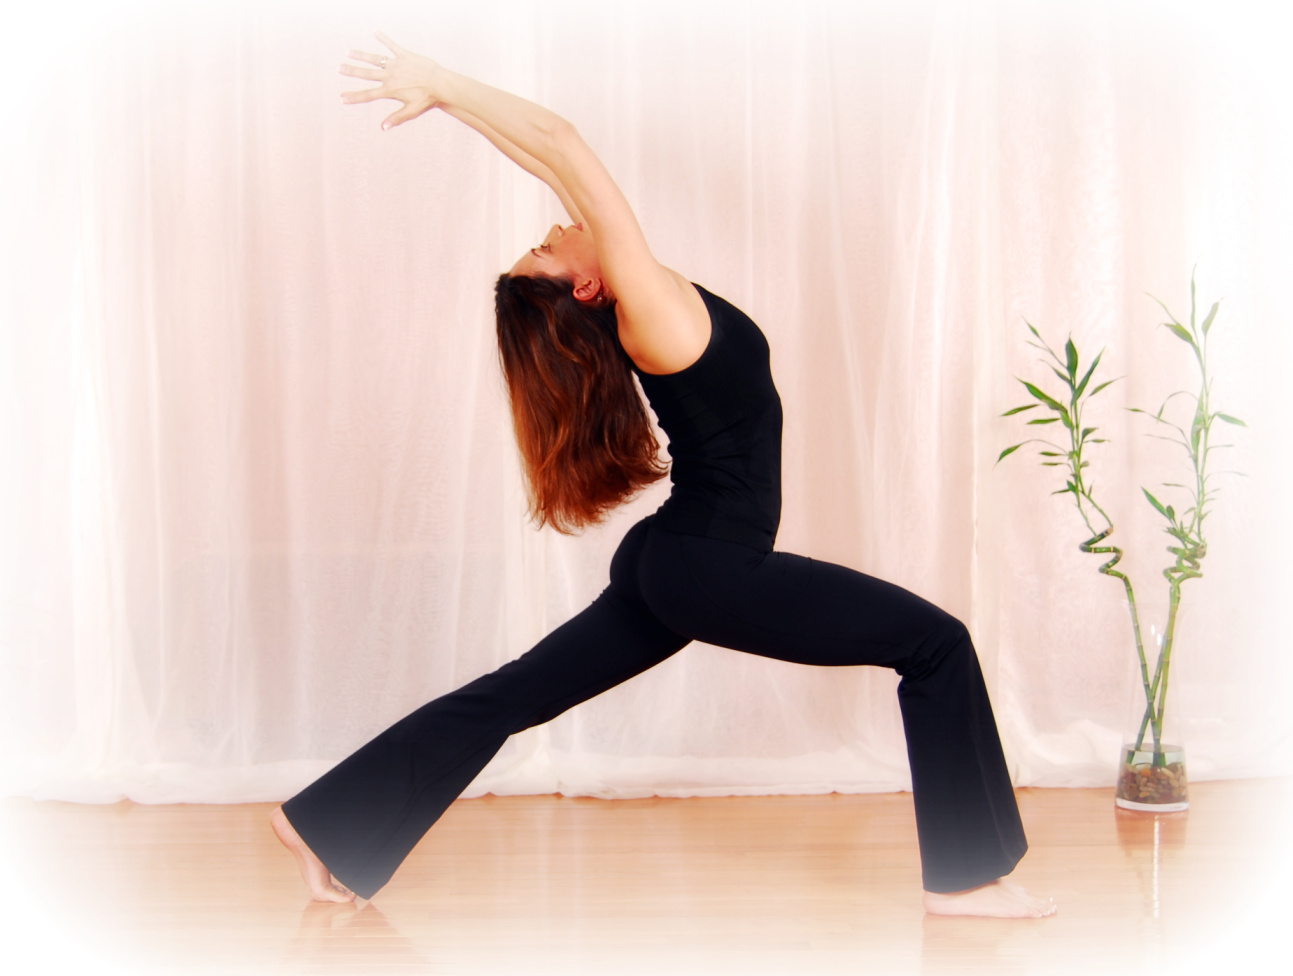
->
[2,0,1290,805]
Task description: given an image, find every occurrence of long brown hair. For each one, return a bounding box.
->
[495,274,667,532]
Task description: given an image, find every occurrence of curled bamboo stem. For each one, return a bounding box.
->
[999,276,1239,774]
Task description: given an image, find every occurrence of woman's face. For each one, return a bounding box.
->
[509,223,602,292]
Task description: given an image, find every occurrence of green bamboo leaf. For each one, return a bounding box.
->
[1065,337,1079,381]
[1022,381,1064,411]
[1028,418,1060,425]
[1058,405,1075,429]
[1026,321,1043,341]
[1201,300,1220,335]
[1164,321,1194,345]
[1089,438,1108,443]
[1143,488,1172,520]
[1074,350,1104,399]
[1050,366,1073,389]
[1088,379,1118,398]
[1166,504,1177,521]
[1042,462,1063,467]
[1039,451,1064,457]
[997,444,1024,462]
[1001,404,1038,416]
[1216,413,1247,427]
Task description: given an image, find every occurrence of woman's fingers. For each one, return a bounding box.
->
[374,31,405,56]
[340,87,385,105]
[381,95,436,129]
[339,63,384,82]
[339,32,436,127]
[381,106,419,130]
[347,49,386,68]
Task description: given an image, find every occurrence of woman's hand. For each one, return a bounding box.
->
[340,32,443,130]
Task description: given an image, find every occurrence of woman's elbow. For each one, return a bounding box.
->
[548,117,588,159]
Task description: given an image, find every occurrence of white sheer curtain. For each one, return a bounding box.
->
[3,0,1289,804]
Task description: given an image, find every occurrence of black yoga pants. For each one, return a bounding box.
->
[282,517,1027,898]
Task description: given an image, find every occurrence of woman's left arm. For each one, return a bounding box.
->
[439,106,584,225]
[341,33,709,371]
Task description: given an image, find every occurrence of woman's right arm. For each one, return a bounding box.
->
[438,105,584,225]
[340,35,598,227]
[341,34,710,372]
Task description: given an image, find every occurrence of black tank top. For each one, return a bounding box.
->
[632,285,783,552]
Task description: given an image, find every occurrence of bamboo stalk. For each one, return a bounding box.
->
[999,274,1242,780]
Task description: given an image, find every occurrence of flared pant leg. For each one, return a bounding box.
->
[284,517,1025,898]
[281,572,689,898]
[634,529,1028,893]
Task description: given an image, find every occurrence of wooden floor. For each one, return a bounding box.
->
[2,779,1290,975]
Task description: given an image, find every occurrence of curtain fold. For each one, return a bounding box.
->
[3,0,1289,804]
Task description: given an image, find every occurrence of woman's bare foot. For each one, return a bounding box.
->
[923,879,1057,918]
[271,806,356,903]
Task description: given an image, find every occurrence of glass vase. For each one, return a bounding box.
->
[1114,617,1189,812]
[1114,742,1188,812]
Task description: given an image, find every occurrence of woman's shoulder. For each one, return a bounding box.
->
[688,284,767,352]
[615,270,712,376]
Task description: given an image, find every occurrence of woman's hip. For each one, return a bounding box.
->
[626,524,966,671]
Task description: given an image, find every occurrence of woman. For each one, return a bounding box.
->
[271,33,1055,919]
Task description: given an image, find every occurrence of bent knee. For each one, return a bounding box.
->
[901,612,974,679]
[940,614,973,650]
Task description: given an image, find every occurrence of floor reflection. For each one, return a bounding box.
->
[1,783,1287,976]
[919,912,1048,974]
[279,900,431,974]
[1115,806,1188,924]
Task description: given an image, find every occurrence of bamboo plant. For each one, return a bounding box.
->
[998,277,1244,796]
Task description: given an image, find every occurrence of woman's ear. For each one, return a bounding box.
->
[572,276,603,303]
